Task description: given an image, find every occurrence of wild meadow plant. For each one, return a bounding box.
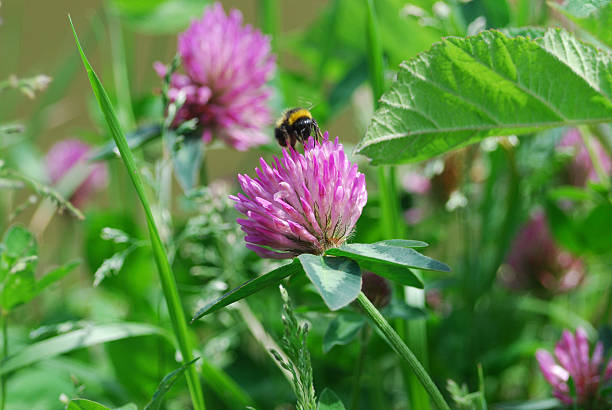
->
[2,1,612,409]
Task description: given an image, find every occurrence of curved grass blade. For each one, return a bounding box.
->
[191,259,302,321]
[68,17,205,410]
[145,358,199,410]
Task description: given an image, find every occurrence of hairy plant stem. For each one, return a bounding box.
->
[356,293,450,410]
[1,311,8,410]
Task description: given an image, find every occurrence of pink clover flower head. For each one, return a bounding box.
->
[155,2,276,151]
[536,328,612,405]
[501,212,584,294]
[230,133,367,259]
[558,129,611,186]
[45,139,108,206]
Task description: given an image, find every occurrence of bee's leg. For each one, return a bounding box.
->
[275,126,288,147]
[289,133,298,150]
[312,120,323,142]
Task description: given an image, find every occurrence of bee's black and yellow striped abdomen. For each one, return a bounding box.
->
[275,108,322,148]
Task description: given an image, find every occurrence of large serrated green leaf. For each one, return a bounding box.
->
[298,255,362,311]
[191,259,303,321]
[356,28,612,164]
[551,1,612,50]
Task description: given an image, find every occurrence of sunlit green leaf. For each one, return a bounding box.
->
[500,27,546,39]
[298,255,361,311]
[357,29,612,164]
[552,1,612,50]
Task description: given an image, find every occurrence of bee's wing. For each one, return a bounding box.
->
[296,98,318,112]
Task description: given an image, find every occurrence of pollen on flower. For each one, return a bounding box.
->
[155,2,276,151]
[230,133,367,259]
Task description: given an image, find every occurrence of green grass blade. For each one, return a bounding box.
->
[69,16,206,410]
[145,358,199,410]
[0,323,169,376]
[191,259,302,321]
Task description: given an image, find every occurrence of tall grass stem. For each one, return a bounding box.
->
[364,0,431,407]
[70,18,206,410]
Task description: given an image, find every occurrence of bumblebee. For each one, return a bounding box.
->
[274,108,323,149]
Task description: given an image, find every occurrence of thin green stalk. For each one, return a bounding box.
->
[70,19,206,410]
[315,0,341,85]
[377,167,395,237]
[364,0,383,104]
[364,1,431,407]
[1,312,8,410]
[349,329,369,410]
[356,293,450,410]
[259,0,279,49]
[107,7,136,130]
[405,288,431,409]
